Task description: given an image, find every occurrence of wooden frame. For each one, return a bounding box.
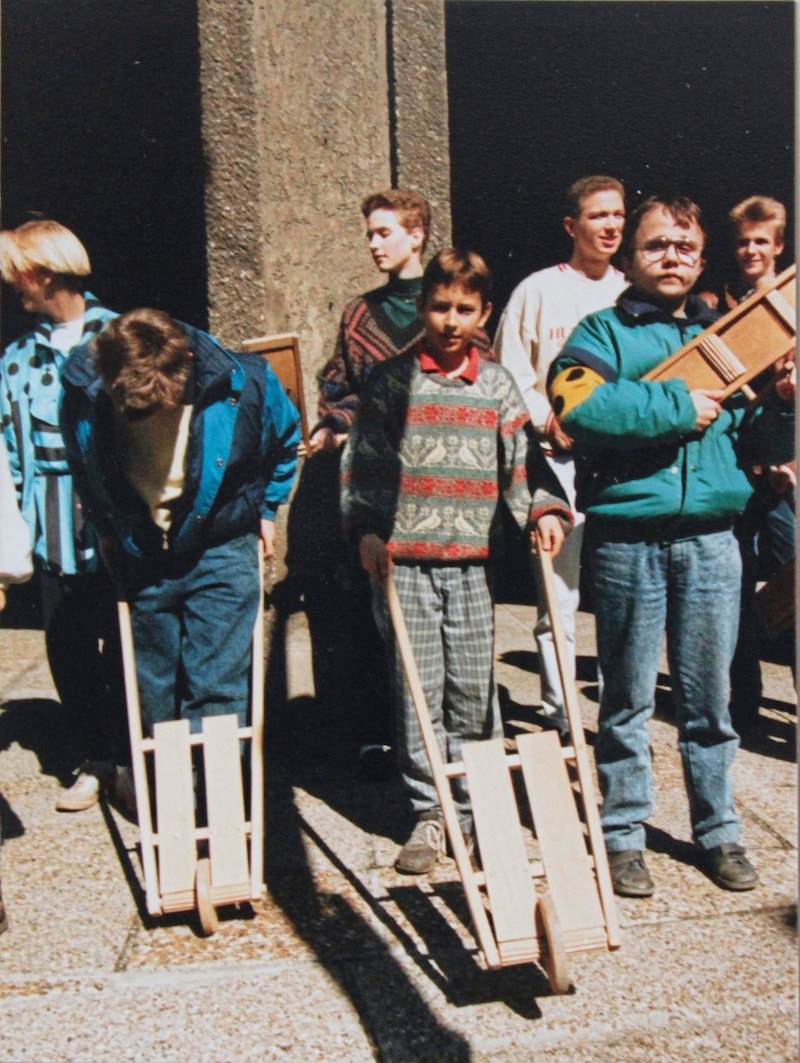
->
[241,332,311,449]
[385,550,619,994]
[643,264,796,399]
[117,555,265,935]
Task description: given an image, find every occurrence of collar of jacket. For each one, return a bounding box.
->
[62,319,244,405]
[617,286,720,328]
[32,291,109,347]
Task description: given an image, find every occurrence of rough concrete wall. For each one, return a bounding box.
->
[198,0,391,414]
[391,0,452,251]
[197,1,267,344]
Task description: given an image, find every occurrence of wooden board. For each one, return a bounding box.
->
[535,551,621,949]
[643,264,796,399]
[517,731,607,953]
[249,551,265,898]
[384,572,501,969]
[462,739,538,964]
[241,332,310,447]
[153,720,196,897]
[202,714,249,890]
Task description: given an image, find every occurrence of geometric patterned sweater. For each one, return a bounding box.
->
[317,277,496,437]
[341,344,572,562]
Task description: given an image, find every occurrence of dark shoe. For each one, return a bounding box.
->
[608,849,655,897]
[0,882,7,935]
[358,744,394,781]
[395,812,445,874]
[110,766,137,820]
[702,843,759,891]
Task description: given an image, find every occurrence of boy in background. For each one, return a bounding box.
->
[494,176,626,733]
[343,249,572,874]
[311,189,432,451]
[0,220,125,811]
[701,196,795,732]
[297,189,432,777]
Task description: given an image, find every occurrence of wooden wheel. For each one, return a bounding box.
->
[537,893,570,994]
[195,857,219,937]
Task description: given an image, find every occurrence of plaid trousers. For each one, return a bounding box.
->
[376,562,502,824]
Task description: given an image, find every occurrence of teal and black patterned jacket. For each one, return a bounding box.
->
[0,293,116,574]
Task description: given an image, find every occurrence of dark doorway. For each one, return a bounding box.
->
[446,1,795,329]
[1,0,208,346]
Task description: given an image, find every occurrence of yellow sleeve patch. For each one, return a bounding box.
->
[549,365,606,419]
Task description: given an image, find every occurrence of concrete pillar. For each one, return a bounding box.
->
[197,0,391,412]
[198,0,452,404]
[389,0,452,251]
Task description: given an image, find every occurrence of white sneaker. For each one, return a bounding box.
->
[55,769,102,812]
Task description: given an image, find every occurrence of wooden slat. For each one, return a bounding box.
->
[202,715,250,889]
[765,288,797,332]
[154,720,196,896]
[517,731,604,949]
[385,574,501,969]
[241,333,310,447]
[642,263,796,398]
[249,550,266,898]
[117,600,162,916]
[462,739,537,956]
[536,551,621,949]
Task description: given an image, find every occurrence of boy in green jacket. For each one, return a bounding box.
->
[548,194,771,897]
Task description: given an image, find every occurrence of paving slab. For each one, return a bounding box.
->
[0,600,796,1062]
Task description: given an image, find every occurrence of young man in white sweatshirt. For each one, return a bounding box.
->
[494,175,626,729]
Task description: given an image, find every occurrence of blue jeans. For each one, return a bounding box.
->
[128,535,260,735]
[588,528,742,853]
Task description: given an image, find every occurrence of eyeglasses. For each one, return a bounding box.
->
[635,238,703,265]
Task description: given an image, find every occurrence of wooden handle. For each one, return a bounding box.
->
[384,571,502,968]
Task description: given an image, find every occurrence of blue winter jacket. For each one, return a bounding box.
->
[548,289,763,538]
[59,321,300,559]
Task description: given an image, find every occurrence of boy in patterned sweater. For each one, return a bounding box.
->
[342,249,573,873]
[311,189,431,452]
[298,190,431,778]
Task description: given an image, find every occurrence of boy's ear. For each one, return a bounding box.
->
[408,226,425,254]
[478,301,493,328]
[562,215,575,241]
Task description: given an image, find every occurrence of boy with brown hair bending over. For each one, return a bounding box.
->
[342,249,572,874]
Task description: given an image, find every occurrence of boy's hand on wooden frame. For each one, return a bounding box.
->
[530,514,565,558]
[359,532,392,585]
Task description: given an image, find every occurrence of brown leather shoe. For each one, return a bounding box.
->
[702,843,759,891]
[608,849,655,897]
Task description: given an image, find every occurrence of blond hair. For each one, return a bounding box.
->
[728,196,786,242]
[0,220,91,283]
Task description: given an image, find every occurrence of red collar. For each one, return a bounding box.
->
[417,344,480,382]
